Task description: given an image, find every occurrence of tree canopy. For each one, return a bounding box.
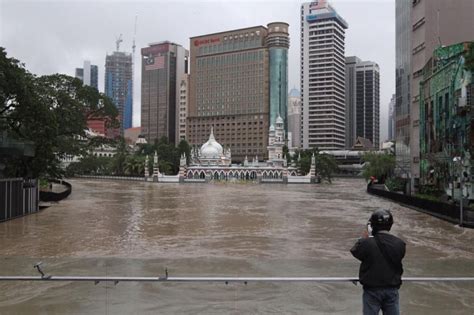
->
[362,152,395,182]
[291,148,338,183]
[0,47,118,179]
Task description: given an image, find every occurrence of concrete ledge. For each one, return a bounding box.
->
[367,184,474,228]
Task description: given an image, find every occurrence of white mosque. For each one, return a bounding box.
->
[146,116,318,184]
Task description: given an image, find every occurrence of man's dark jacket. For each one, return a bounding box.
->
[350,231,406,289]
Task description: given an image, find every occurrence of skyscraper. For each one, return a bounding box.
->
[300,1,348,150]
[388,94,395,141]
[288,88,301,148]
[188,23,289,162]
[345,56,380,149]
[140,42,189,145]
[178,74,189,141]
[75,60,98,90]
[105,51,133,132]
[395,0,411,179]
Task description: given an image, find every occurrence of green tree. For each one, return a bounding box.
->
[66,155,111,176]
[362,152,395,182]
[315,153,338,183]
[291,148,337,183]
[0,47,118,179]
[177,139,191,165]
[124,155,145,176]
[155,136,179,174]
[109,137,129,175]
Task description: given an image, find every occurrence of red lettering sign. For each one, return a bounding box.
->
[194,37,221,47]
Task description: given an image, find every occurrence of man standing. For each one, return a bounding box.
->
[351,209,406,315]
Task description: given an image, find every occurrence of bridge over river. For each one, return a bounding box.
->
[0,178,473,314]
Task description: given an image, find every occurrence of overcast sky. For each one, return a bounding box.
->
[1,0,395,142]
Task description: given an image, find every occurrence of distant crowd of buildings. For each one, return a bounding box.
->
[75,0,381,162]
[73,0,473,194]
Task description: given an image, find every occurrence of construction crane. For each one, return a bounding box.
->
[115,34,123,52]
[132,15,138,57]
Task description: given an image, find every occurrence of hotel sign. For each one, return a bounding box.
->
[194,37,221,47]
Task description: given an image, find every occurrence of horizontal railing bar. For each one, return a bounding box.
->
[0,276,473,282]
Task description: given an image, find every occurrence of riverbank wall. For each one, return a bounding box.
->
[73,174,316,184]
[367,184,474,228]
[39,180,72,202]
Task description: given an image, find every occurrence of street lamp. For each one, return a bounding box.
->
[453,156,464,227]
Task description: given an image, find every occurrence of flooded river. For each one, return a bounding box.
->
[1,178,473,314]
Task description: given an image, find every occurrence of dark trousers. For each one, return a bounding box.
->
[362,288,400,315]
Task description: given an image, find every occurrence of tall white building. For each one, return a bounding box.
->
[178,74,189,141]
[300,1,348,150]
[288,88,301,148]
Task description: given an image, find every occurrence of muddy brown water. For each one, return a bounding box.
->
[1,178,473,314]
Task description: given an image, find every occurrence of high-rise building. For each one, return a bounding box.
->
[395,0,473,190]
[178,74,189,141]
[388,94,395,141]
[345,57,380,149]
[140,42,189,145]
[395,0,411,179]
[288,88,301,148]
[410,0,473,189]
[300,1,348,150]
[105,51,133,132]
[188,23,289,162]
[75,60,98,90]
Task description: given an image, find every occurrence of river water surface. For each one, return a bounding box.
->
[1,178,474,314]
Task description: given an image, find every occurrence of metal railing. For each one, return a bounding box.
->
[0,264,472,285]
[0,178,39,222]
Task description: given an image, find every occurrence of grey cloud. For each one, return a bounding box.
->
[1,0,394,141]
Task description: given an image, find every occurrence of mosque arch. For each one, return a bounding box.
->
[199,171,205,179]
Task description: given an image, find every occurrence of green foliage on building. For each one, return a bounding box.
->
[419,42,473,194]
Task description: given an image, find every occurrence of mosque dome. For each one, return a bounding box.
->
[200,127,223,158]
[276,115,284,124]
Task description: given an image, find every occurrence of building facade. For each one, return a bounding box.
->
[288,88,301,148]
[188,23,289,162]
[388,94,396,141]
[140,42,189,145]
[105,51,133,132]
[345,57,380,149]
[75,60,98,90]
[178,74,189,141]
[397,0,473,191]
[419,42,473,199]
[300,1,348,150]
[395,0,412,180]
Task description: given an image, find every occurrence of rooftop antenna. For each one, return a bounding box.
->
[115,33,123,52]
